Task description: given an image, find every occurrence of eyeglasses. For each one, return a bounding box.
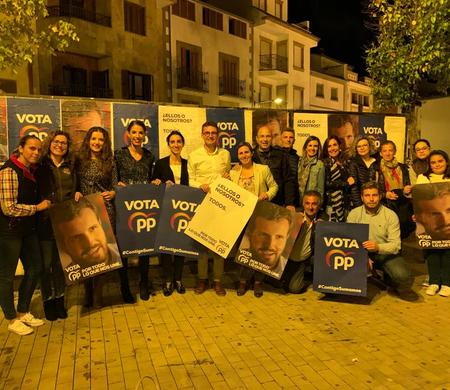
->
[202,132,218,137]
[415,146,429,152]
[52,140,68,146]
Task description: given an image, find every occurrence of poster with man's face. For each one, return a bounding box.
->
[412,182,450,248]
[50,194,122,284]
[235,202,303,279]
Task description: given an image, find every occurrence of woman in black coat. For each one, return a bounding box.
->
[152,131,188,296]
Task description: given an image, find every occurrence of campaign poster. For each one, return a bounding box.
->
[327,113,359,158]
[0,97,7,162]
[384,116,406,163]
[293,113,328,153]
[412,182,450,248]
[235,202,303,280]
[49,194,122,285]
[155,184,206,257]
[185,177,258,258]
[61,99,111,152]
[206,108,245,163]
[252,109,288,147]
[115,183,165,256]
[112,102,159,157]
[359,115,386,151]
[158,105,206,159]
[313,221,369,296]
[6,97,60,156]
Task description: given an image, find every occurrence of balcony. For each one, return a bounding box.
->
[48,84,113,98]
[259,54,288,73]
[219,77,246,98]
[176,68,209,92]
[47,5,111,27]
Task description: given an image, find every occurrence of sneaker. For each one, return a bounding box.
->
[426,284,440,296]
[422,276,430,287]
[19,313,45,327]
[8,320,33,336]
[438,285,450,297]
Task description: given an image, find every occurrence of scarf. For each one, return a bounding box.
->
[10,154,37,182]
[298,156,316,195]
[380,158,403,191]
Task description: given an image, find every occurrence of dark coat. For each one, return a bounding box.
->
[347,156,379,208]
[152,156,189,185]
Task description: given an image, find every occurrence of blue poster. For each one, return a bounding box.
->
[313,221,368,296]
[7,97,60,155]
[112,102,159,158]
[206,108,245,162]
[154,184,206,258]
[115,183,165,256]
[358,115,386,150]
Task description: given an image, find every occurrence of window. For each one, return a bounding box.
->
[219,53,242,97]
[275,1,283,19]
[293,42,304,70]
[122,71,153,100]
[330,87,338,101]
[229,18,246,39]
[124,1,145,35]
[316,83,324,98]
[202,7,223,30]
[363,95,369,107]
[254,0,267,11]
[276,85,287,107]
[259,83,272,107]
[172,0,195,21]
[293,86,304,109]
[351,92,358,104]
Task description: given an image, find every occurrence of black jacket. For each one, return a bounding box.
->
[347,156,379,208]
[152,156,189,185]
[253,146,296,207]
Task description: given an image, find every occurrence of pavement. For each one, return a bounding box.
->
[1,242,450,389]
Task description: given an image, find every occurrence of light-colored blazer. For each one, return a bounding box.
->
[230,163,278,200]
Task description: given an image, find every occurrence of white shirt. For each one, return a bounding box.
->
[187,146,231,188]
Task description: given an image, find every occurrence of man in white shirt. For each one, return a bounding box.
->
[347,181,417,301]
[188,121,231,295]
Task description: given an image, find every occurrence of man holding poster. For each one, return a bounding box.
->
[347,182,417,301]
[187,121,231,296]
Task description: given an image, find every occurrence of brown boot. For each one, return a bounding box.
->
[237,281,247,296]
[214,281,226,296]
[195,279,208,294]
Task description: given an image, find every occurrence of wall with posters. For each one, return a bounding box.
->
[0,96,406,164]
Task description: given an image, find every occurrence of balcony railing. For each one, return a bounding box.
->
[219,77,246,98]
[47,5,111,27]
[48,84,113,98]
[176,68,209,92]
[259,54,288,73]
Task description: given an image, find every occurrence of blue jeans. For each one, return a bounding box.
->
[0,232,43,320]
[40,240,66,301]
[371,254,412,291]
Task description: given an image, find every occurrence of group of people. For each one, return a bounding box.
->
[0,118,448,336]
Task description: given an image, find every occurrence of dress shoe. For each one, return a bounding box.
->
[195,279,208,294]
[254,282,263,298]
[162,283,173,297]
[237,281,247,296]
[175,281,186,294]
[213,281,226,296]
[54,296,68,319]
[43,299,58,321]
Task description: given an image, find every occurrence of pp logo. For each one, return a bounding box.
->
[20,125,49,141]
[325,249,355,270]
[169,212,191,233]
[218,132,237,149]
[418,239,431,248]
[68,270,82,282]
[128,212,157,232]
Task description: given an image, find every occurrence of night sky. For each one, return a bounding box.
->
[288,0,375,75]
